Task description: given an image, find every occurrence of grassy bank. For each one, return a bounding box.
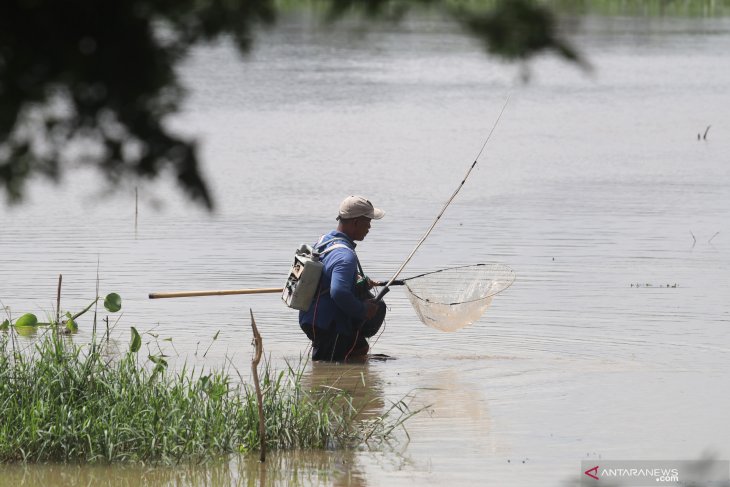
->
[0,329,414,464]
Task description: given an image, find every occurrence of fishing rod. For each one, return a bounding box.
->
[374,95,510,302]
[150,97,509,303]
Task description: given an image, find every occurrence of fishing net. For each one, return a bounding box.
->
[402,263,515,332]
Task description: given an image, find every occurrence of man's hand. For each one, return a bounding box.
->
[357,275,377,290]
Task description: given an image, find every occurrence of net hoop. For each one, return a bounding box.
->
[403,263,516,305]
[401,263,515,332]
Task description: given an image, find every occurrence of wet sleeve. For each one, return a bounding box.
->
[329,252,365,320]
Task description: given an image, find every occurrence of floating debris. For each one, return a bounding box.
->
[630,283,678,288]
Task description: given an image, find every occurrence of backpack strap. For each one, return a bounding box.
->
[313,236,365,294]
[314,236,354,252]
[320,243,351,256]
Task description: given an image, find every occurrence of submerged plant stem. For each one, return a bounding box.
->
[250,309,266,462]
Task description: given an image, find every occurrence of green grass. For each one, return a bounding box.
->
[0,330,416,464]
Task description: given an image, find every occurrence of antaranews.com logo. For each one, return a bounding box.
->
[580,460,729,486]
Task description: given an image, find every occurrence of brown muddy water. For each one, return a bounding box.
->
[2,11,730,487]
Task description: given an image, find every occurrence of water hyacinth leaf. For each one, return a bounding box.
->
[15,313,38,327]
[66,318,78,332]
[130,326,141,353]
[104,293,122,313]
[15,326,37,337]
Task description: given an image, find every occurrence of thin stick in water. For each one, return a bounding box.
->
[94,256,100,341]
[56,274,62,334]
[249,309,266,462]
[135,187,139,235]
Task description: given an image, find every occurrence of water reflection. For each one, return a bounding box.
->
[0,450,367,487]
[304,361,386,421]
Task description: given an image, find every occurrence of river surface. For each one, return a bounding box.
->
[2,10,730,487]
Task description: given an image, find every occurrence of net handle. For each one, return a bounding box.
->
[373,280,405,287]
[375,95,510,302]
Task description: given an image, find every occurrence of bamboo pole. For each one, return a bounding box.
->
[148,281,402,300]
[249,309,266,463]
[148,288,283,299]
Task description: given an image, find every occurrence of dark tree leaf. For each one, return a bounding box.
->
[453,0,588,68]
[0,0,580,208]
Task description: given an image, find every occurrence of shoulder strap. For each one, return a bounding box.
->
[320,243,351,255]
[315,237,364,277]
[315,236,355,253]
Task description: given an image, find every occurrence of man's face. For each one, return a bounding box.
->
[352,216,372,241]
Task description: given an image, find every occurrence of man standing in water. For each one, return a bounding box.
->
[300,195,387,361]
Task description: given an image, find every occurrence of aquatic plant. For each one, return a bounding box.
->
[0,326,416,464]
[0,290,121,336]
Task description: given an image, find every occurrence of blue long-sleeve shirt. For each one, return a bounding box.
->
[299,231,366,336]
